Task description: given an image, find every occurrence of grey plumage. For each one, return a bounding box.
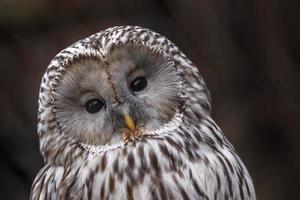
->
[31,26,256,200]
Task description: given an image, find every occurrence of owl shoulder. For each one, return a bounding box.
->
[30,164,64,200]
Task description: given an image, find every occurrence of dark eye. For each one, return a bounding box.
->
[84,98,104,114]
[130,76,147,92]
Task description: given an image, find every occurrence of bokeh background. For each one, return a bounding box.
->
[0,0,299,199]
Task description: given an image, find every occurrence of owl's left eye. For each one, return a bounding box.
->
[84,99,105,114]
[130,76,147,92]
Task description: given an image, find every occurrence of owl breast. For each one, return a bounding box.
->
[31,117,254,200]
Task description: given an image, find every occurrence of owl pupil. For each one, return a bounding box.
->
[130,76,147,92]
[85,99,104,114]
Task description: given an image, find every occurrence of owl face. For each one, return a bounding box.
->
[53,44,181,145]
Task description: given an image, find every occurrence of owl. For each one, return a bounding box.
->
[31,26,256,200]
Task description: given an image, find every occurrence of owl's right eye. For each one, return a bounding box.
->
[84,99,105,114]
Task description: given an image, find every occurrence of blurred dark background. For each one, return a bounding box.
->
[0,0,299,199]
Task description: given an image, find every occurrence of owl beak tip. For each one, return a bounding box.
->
[124,114,136,132]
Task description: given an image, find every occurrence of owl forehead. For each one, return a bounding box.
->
[46,26,175,80]
[59,43,165,85]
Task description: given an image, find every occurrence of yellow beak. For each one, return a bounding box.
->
[124,114,136,132]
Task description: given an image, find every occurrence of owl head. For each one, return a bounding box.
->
[53,43,182,145]
[38,26,211,163]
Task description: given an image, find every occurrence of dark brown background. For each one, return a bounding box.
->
[0,0,299,199]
